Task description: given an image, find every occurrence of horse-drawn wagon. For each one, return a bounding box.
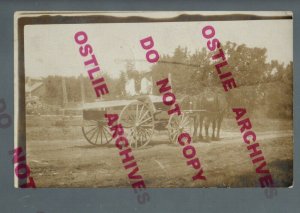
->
[81,95,197,148]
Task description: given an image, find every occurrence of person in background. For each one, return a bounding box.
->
[125,72,138,96]
[140,74,153,95]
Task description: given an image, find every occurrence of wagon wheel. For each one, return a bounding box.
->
[82,119,113,145]
[119,101,154,149]
[167,112,194,144]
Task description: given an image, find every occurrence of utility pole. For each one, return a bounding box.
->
[62,77,68,106]
[80,74,85,105]
[168,72,172,93]
[61,77,68,117]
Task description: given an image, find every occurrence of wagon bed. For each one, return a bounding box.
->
[81,94,200,148]
[81,95,163,110]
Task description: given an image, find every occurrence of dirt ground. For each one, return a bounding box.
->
[26,116,293,188]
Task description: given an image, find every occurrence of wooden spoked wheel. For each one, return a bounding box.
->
[167,112,194,144]
[119,101,154,149]
[82,119,113,145]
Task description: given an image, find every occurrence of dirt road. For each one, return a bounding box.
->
[26,128,293,188]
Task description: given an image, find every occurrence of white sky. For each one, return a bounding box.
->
[24,19,292,78]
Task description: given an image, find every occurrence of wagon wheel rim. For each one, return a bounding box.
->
[167,112,193,144]
[82,119,113,145]
[119,101,154,149]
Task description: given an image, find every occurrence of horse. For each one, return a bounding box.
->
[184,89,227,141]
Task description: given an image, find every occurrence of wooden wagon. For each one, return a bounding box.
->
[81,95,197,148]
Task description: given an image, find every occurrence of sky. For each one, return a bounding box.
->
[24,19,293,78]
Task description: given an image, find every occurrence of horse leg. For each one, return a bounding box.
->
[216,114,224,140]
[204,117,210,142]
[193,114,198,141]
[198,114,204,140]
[212,118,216,140]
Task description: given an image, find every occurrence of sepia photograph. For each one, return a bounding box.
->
[15,11,293,188]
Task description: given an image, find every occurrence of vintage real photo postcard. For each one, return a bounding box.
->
[14,12,293,191]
